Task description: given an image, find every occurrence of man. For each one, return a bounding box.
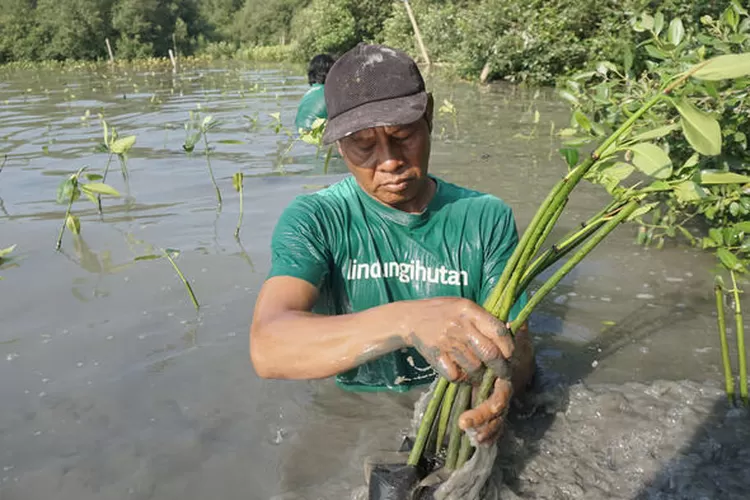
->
[251,43,535,446]
[294,53,335,133]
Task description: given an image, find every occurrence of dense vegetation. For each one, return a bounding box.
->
[0,0,733,84]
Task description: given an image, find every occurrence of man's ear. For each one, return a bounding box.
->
[337,141,344,157]
[425,93,435,132]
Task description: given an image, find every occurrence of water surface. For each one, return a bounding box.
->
[0,61,745,500]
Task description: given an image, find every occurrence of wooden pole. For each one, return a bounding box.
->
[168,49,177,73]
[402,0,430,67]
[105,38,115,64]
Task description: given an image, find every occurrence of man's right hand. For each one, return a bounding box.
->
[400,297,514,383]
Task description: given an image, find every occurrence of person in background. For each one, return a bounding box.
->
[294,53,336,133]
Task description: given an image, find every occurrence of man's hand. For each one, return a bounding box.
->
[402,297,514,383]
[456,322,534,445]
[458,378,512,444]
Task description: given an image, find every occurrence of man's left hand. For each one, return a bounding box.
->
[457,377,512,444]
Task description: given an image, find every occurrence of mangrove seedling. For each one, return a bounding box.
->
[55,166,121,251]
[400,45,750,497]
[0,244,17,280]
[183,112,222,208]
[233,171,244,238]
[134,248,200,312]
[299,118,334,174]
[0,154,6,175]
[94,116,136,214]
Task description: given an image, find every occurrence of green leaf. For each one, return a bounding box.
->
[85,173,103,181]
[734,221,750,233]
[630,123,680,142]
[667,18,685,45]
[81,183,120,197]
[0,244,16,258]
[66,214,81,235]
[558,91,580,107]
[645,45,669,60]
[559,148,579,168]
[641,180,672,193]
[232,172,244,192]
[674,181,706,203]
[56,178,80,204]
[698,170,750,184]
[717,248,742,271]
[674,99,721,156]
[710,228,724,245]
[134,254,162,261]
[653,12,664,34]
[677,226,696,245]
[627,202,659,221]
[602,162,635,181]
[692,53,750,80]
[218,139,245,145]
[573,110,592,132]
[110,135,136,155]
[628,143,673,179]
[82,189,98,205]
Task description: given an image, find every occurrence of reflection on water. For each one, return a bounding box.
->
[0,61,742,500]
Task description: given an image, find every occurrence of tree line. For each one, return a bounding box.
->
[0,0,733,84]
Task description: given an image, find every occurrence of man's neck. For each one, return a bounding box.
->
[393,176,437,214]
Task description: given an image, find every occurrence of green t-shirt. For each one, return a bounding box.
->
[294,83,327,132]
[267,175,528,393]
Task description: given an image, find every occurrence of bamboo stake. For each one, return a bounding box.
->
[715,281,734,405]
[105,38,115,64]
[402,0,431,67]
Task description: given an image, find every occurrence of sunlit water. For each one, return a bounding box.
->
[0,61,748,500]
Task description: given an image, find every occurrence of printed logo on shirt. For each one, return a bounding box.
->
[344,259,468,286]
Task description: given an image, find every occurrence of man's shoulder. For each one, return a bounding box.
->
[434,177,514,217]
[278,176,357,222]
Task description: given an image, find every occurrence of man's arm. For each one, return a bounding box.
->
[249,275,517,382]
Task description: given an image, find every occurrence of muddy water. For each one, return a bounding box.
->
[0,61,747,500]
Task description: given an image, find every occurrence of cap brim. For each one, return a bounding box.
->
[322,91,428,145]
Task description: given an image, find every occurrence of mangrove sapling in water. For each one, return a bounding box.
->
[0,244,17,280]
[134,248,200,312]
[395,47,750,498]
[95,116,136,214]
[183,112,222,207]
[55,166,121,251]
[233,171,244,238]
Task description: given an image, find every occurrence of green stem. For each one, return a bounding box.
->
[444,384,472,470]
[510,199,641,331]
[517,199,627,293]
[731,270,746,406]
[163,249,200,311]
[407,377,449,466]
[203,132,222,207]
[97,152,114,214]
[56,190,76,251]
[323,145,333,174]
[0,154,6,175]
[435,382,458,453]
[235,182,244,238]
[715,282,734,405]
[454,199,642,470]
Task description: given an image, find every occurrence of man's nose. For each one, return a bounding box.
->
[375,137,406,172]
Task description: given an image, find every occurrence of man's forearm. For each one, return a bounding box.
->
[250,301,411,380]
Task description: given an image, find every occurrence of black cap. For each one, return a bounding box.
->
[322,43,428,145]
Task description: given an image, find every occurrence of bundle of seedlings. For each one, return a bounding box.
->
[366,49,750,500]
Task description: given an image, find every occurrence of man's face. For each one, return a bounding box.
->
[337,115,432,210]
